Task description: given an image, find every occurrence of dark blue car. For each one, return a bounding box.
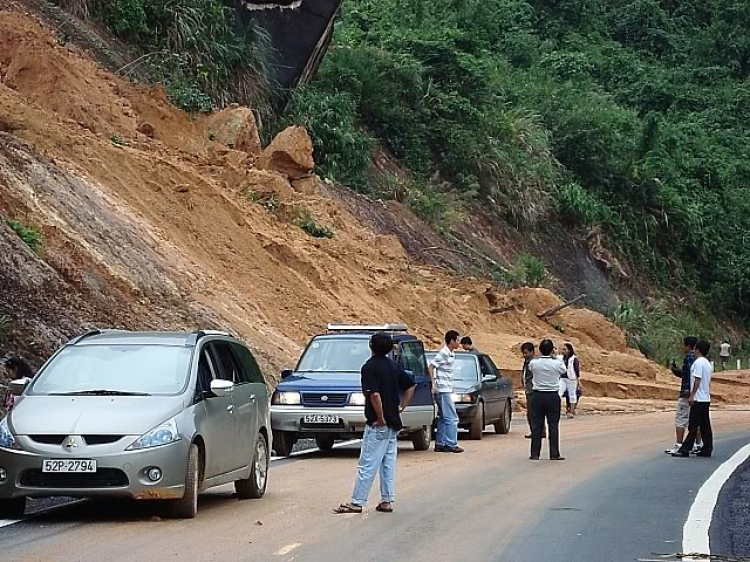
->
[270,324,435,456]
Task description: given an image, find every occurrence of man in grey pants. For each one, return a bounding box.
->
[528,339,566,461]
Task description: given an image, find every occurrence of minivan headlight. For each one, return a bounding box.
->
[0,418,19,450]
[272,391,301,405]
[127,418,180,450]
[349,392,366,406]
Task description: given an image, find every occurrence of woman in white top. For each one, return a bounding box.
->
[559,343,581,418]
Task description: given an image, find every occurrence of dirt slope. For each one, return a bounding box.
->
[1,8,748,407]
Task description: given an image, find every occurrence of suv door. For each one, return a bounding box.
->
[478,355,502,421]
[210,341,254,470]
[398,340,434,429]
[229,342,266,466]
[196,344,239,477]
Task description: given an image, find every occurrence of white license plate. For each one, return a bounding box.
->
[303,414,340,424]
[42,459,97,473]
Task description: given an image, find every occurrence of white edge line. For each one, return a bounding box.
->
[271,439,361,462]
[682,442,750,560]
[0,498,86,529]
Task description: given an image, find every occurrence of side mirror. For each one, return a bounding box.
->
[9,378,31,396]
[280,369,294,380]
[482,374,498,383]
[209,379,234,398]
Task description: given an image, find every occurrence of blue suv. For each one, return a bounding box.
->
[270,324,435,456]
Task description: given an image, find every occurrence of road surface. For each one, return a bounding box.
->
[1,410,749,562]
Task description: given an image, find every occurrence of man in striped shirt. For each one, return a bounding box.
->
[429,330,464,453]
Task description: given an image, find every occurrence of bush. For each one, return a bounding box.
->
[6,219,43,255]
[502,253,550,288]
[294,209,335,239]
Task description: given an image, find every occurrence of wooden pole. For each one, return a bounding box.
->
[537,294,586,319]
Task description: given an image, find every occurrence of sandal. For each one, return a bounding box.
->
[375,502,393,513]
[333,503,363,514]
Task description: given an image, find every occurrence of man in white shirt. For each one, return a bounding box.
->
[528,339,567,461]
[719,340,731,370]
[672,340,713,458]
[429,330,463,454]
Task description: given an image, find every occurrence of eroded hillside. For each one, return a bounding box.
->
[1,8,747,408]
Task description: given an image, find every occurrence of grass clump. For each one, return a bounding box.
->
[6,219,43,255]
[294,208,335,239]
[501,253,550,289]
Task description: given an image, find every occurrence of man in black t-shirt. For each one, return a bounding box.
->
[334,333,416,514]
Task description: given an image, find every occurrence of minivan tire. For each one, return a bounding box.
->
[411,425,431,451]
[273,430,296,457]
[236,433,269,499]
[494,400,512,434]
[468,402,485,440]
[0,497,25,519]
[315,436,335,451]
[169,443,200,519]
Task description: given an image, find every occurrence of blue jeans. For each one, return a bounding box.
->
[351,424,398,506]
[435,392,458,449]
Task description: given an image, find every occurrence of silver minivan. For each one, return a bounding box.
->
[0,329,270,519]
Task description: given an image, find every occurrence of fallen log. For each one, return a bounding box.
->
[538,294,586,319]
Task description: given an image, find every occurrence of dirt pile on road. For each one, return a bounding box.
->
[1,8,748,406]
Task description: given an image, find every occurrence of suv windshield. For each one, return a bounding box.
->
[297,338,372,372]
[30,344,193,396]
[426,353,480,383]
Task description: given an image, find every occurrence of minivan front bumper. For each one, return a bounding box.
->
[0,437,190,500]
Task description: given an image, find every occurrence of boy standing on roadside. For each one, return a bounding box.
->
[665,337,696,455]
[334,333,416,514]
[672,340,713,458]
[430,330,464,454]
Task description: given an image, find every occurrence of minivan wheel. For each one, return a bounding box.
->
[468,402,485,440]
[0,497,26,519]
[315,436,335,451]
[236,433,269,499]
[273,430,296,457]
[494,400,512,434]
[411,425,431,451]
[169,443,200,519]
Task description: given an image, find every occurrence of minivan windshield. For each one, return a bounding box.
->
[30,344,193,396]
[426,353,480,384]
[297,338,372,372]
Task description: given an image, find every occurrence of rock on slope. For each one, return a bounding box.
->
[0,8,746,406]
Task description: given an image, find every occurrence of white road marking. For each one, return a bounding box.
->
[682,442,750,559]
[270,439,361,462]
[274,543,301,556]
[0,519,21,529]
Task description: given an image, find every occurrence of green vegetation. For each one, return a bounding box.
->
[500,253,550,288]
[110,133,127,146]
[6,219,43,255]
[55,0,272,113]
[0,315,11,337]
[294,208,335,239]
[245,189,280,213]
[610,300,714,365]
[278,0,750,320]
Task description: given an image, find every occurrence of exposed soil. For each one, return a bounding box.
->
[1,7,748,409]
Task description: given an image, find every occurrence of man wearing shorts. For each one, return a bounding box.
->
[665,337,696,455]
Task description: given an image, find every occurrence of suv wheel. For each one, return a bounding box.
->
[411,425,431,451]
[169,443,200,519]
[468,402,485,440]
[494,400,512,434]
[273,430,296,457]
[315,436,335,451]
[236,433,269,499]
[0,497,26,519]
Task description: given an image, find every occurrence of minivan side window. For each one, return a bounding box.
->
[211,342,242,384]
[231,343,265,385]
[400,341,427,377]
[195,347,218,401]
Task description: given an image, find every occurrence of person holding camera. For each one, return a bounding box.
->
[665,337,697,455]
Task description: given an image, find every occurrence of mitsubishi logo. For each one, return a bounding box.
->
[64,436,78,449]
[321,395,329,402]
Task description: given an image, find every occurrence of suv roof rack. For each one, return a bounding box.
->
[186,329,233,346]
[326,323,409,334]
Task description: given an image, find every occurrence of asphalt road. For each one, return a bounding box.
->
[1,410,749,562]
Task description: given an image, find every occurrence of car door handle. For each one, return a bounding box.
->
[250,394,256,401]
[227,404,234,413]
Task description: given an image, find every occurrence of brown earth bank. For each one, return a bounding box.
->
[0,7,749,408]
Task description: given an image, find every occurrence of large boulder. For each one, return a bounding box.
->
[259,126,314,180]
[244,169,294,199]
[206,107,262,156]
